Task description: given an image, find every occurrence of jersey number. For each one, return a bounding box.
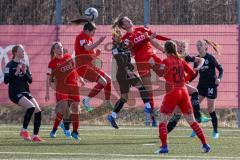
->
[173,66,184,82]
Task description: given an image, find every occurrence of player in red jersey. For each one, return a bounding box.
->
[113,16,170,126]
[46,42,81,140]
[74,19,112,111]
[153,41,210,154]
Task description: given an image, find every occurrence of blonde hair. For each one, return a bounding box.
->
[203,39,220,55]
[164,40,182,58]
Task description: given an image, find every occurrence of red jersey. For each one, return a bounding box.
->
[121,27,170,62]
[47,54,78,92]
[74,31,95,65]
[161,56,195,88]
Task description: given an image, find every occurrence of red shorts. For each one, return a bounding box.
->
[76,64,107,82]
[135,54,162,77]
[160,87,193,115]
[56,92,80,102]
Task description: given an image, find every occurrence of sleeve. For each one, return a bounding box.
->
[47,61,54,76]
[212,55,223,80]
[185,55,195,63]
[4,63,16,84]
[79,38,88,47]
[142,27,170,41]
[183,60,195,82]
[23,66,32,84]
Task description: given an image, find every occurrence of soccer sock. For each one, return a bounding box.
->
[167,114,182,133]
[88,83,104,98]
[159,123,168,146]
[71,113,80,132]
[104,82,111,100]
[53,112,63,130]
[63,119,70,130]
[113,98,126,114]
[191,92,201,123]
[210,111,218,133]
[138,86,150,103]
[23,107,35,130]
[33,112,41,135]
[190,122,207,145]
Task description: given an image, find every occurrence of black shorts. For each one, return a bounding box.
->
[117,74,141,94]
[9,91,33,104]
[197,86,217,99]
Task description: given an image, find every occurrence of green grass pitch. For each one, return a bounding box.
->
[0,125,239,159]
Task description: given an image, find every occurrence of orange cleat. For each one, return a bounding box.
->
[20,130,31,141]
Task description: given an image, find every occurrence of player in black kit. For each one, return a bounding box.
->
[192,39,223,139]
[4,44,43,142]
[107,27,154,129]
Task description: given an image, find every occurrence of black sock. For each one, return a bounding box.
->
[191,92,201,123]
[167,114,182,133]
[33,112,41,135]
[138,86,149,103]
[23,107,35,129]
[63,119,70,130]
[113,98,126,114]
[210,111,218,133]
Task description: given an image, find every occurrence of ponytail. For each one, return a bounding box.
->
[204,39,220,55]
[70,18,96,31]
[113,14,125,30]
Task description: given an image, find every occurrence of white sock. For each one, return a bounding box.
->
[111,112,117,119]
[144,102,151,109]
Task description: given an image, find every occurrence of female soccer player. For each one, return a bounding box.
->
[107,27,154,129]
[113,16,170,126]
[4,44,43,142]
[154,41,210,154]
[166,41,211,134]
[193,39,223,139]
[46,42,81,140]
[74,19,112,111]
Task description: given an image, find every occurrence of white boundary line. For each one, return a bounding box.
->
[0,151,239,159]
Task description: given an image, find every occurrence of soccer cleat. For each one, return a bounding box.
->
[82,98,93,112]
[20,130,31,141]
[190,131,196,138]
[64,130,72,139]
[201,114,211,123]
[107,115,119,129]
[212,131,219,139]
[202,144,211,153]
[154,145,169,154]
[31,135,44,142]
[49,130,57,138]
[71,131,80,140]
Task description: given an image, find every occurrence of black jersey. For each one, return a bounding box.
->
[4,60,32,94]
[197,53,223,87]
[185,55,195,63]
[112,43,134,76]
[184,55,198,82]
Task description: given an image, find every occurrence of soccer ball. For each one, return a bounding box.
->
[84,7,98,20]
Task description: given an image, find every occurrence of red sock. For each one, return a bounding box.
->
[190,122,207,145]
[71,113,80,132]
[88,83,104,98]
[104,82,111,100]
[53,112,63,129]
[159,123,168,146]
